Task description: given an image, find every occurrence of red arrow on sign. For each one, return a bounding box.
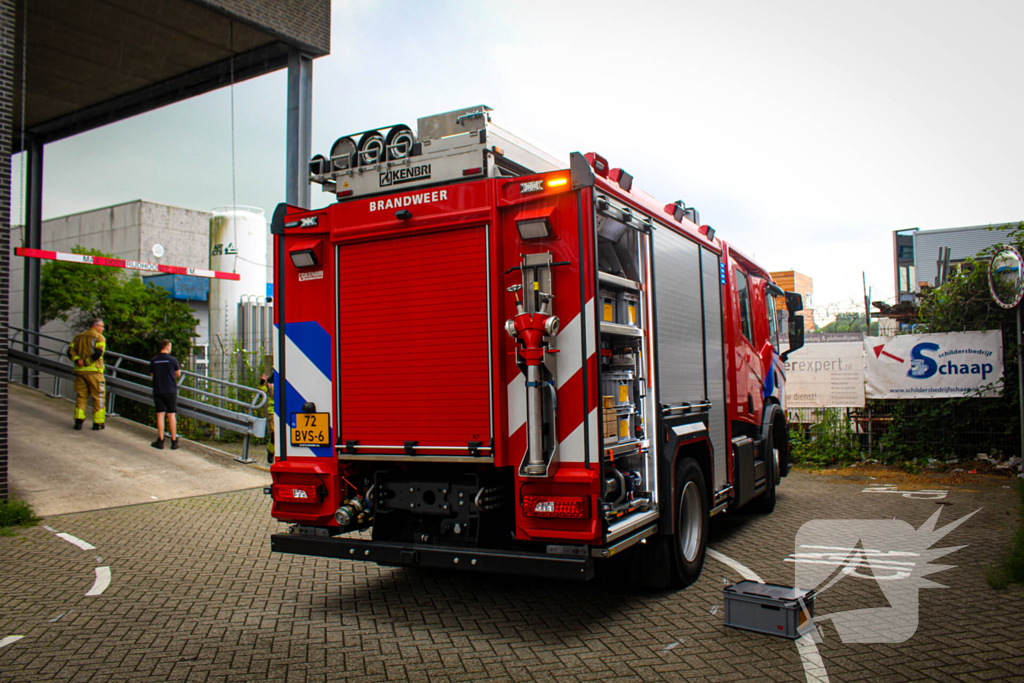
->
[872,344,905,363]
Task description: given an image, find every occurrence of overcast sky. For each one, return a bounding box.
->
[10,0,1024,325]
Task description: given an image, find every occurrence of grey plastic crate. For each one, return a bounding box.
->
[722,581,815,639]
[601,370,634,408]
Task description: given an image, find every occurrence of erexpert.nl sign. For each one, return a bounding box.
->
[864,331,1003,399]
[783,334,865,408]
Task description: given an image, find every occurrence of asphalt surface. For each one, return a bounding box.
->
[7,383,271,516]
[0,447,1021,681]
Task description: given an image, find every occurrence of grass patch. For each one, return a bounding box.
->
[987,480,1024,589]
[0,497,41,536]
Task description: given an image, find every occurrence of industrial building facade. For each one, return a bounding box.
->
[894,222,1019,303]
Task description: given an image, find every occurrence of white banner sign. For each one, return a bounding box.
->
[783,335,865,408]
[864,331,1003,399]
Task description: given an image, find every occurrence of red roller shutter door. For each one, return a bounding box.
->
[338,225,491,448]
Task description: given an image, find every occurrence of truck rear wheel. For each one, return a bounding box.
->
[670,457,709,587]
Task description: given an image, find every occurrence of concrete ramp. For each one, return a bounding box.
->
[7,383,271,517]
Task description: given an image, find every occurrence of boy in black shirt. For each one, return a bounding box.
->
[150,339,181,450]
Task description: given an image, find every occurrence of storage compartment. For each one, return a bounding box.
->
[601,370,635,408]
[723,581,815,639]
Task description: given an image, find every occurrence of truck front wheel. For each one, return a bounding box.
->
[670,458,709,587]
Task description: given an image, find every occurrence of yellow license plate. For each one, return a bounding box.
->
[290,412,330,446]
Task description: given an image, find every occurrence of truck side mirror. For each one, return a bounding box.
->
[785,291,803,314]
[781,315,805,362]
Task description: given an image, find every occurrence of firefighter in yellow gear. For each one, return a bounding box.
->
[69,319,107,431]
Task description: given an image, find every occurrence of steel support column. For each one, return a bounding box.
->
[21,136,41,388]
[285,48,312,209]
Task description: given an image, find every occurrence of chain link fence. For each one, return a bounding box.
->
[788,398,1019,465]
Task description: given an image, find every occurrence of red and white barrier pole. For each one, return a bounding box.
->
[14,247,240,281]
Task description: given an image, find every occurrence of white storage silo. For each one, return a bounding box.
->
[209,206,268,380]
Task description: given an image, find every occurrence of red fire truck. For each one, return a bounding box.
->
[267,106,805,587]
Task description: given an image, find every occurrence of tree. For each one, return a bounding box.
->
[41,246,199,362]
[819,313,878,335]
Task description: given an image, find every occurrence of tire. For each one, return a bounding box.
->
[749,429,777,514]
[669,457,709,588]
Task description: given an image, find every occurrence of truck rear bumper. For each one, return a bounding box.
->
[271,533,595,581]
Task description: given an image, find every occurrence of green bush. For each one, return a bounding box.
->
[0,498,40,536]
[790,408,860,467]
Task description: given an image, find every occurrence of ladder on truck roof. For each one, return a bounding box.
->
[308,105,565,200]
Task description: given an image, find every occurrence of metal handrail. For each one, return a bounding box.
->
[5,325,269,463]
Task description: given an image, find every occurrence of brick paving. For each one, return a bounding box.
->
[0,470,1020,682]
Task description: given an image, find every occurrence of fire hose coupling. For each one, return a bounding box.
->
[334,494,369,527]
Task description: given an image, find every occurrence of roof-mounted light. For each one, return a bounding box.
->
[699,225,716,241]
[585,152,610,178]
[609,168,633,192]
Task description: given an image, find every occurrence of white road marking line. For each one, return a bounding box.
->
[708,548,830,683]
[86,567,111,596]
[47,612,70,623]
[707,548,764,583]
[56,533,96,550]
[662,640,681,651]
[0,636,24,649]
[796,634,830,683]
[862,485,947,500]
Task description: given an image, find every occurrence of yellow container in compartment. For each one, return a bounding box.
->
[599,288,618,323]
[601,370,634,408]
[619,291,641,327]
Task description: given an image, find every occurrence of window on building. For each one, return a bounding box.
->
[898,265,917,293]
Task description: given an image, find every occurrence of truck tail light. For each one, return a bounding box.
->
[271,484,322,504]
[522,495,590,519]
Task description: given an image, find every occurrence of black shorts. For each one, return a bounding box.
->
[154,392,178,414]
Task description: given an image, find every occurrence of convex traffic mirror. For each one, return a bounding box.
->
[989,246,1024,308]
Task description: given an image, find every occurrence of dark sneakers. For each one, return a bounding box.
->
[170,439,180,450]
[92,423,105,431]
[151,438,164,449]
[74,419,83,430]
